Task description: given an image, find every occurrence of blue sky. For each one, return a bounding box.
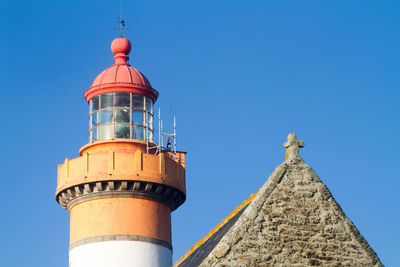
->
[0,1,399,266]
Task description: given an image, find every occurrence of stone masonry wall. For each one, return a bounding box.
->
[199,161,382,267]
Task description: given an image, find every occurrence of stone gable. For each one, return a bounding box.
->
[177,160,382,266]
[176,134,382,267]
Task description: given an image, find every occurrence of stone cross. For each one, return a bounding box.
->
[283,133,304,161]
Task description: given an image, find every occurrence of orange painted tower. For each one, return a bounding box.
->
[56,37,186,267]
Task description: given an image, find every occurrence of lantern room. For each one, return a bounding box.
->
[83,37,159,143]
[89,93,153,142]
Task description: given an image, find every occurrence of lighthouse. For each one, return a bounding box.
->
[56,36,186,267]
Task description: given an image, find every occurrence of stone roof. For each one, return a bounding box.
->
[175,134,383,267]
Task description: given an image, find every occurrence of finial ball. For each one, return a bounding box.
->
[111,37,131,55]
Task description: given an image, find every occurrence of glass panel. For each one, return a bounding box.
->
[145,97,153,114]
[147,129,153,142]
[98,125,114,139]
[91,112,98,128]
[115,108,130,123]
[146,112,153,130]
[100,93,114,108]
[91,128,98,142]
[133,125,145,140]
[91,96,99,112]
[133,94,144,110]
[132,111,144,125]
[115,92,131,107]
[100,109,114,124]
[115,124,130,139]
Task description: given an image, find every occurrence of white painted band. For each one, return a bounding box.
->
[69,240,172,267]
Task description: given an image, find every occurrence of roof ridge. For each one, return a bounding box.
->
[130,66,146,85]
[126,64,133,83]
[174,162,289,267]
[191,161,382,266]
[114,64,120,83]
[173,188,261,267]
[99,66,110,85]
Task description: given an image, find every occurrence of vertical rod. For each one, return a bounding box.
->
[158,108,161,147]
[145,110,149,153]
[119,0,123,36]
[144,98,148,140]
[161,119,164,149]
[173,116,176,155]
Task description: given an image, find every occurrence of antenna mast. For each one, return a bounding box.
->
[158,108,161,146]
[173,116,177,155]
[145,107,178,157]
[119,0,125,36]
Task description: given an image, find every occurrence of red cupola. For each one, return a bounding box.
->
[85,37,158,143]
[84,37,159,102]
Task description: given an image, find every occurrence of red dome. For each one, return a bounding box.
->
[91,65,152,88]
[84,37,158,102]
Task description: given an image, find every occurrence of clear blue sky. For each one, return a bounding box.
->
[0,1,399,266]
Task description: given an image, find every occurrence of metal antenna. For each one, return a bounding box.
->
[145,107,178,156]
[169,105,173,131]
[119,0,125,36]
[161,119,164,149]
[173,116,177,156]
[158,108,161,147]
[113,0,128,36]
[145,110,149,153]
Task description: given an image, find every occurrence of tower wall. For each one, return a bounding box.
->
[57,141,185,266]
[69,198,172,245]
[69,198,172,267]
[70,240,172,267]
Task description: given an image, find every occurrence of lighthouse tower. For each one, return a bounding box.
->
[56,37,186,267]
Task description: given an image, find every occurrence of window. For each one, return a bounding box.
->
[115,108,130,123]
[100,110,113,124]
[145,96,153,113]
[146,113,153,130]
[91,96,99,112]
[91,112,98,128]
[89,93,154,142]
[115,93,130,107]
[91,127,98,142]
[98,124,114,139]
[133,125,145,140]
[133,94,144,109]
[100,93,114,108]
[116,124,130,138]
[132,111,144,125]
